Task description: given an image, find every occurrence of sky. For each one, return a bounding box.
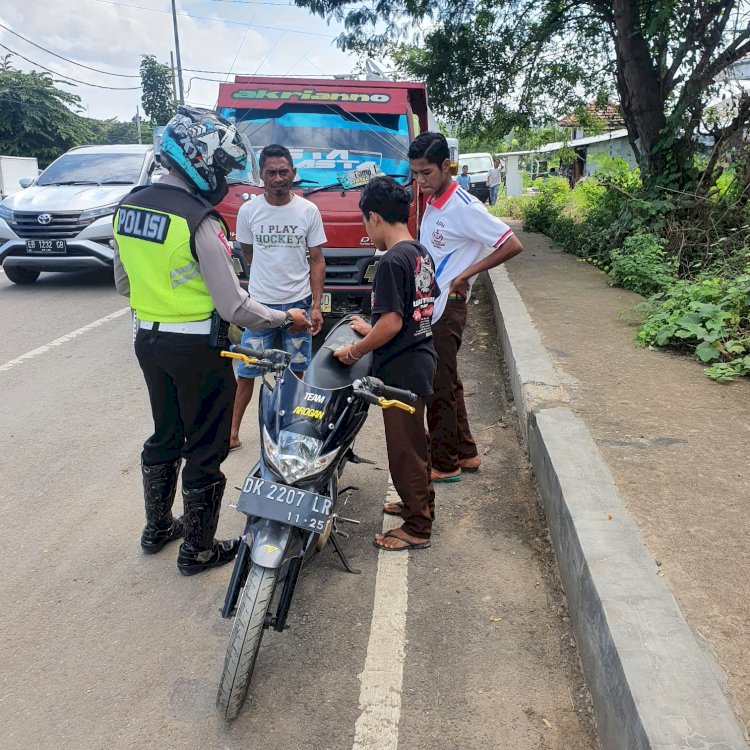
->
[0,0,360,121]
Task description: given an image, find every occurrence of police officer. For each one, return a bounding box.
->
[113,106,310,576]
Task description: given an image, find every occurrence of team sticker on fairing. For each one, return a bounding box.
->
[117,208,170,243]
[293,405,325,419]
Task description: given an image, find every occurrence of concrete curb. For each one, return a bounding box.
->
[482,266,749,749]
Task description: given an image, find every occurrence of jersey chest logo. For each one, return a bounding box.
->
[117,208,171,244]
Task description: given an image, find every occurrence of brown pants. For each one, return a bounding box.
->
[382,398,435,539]
[427,299,478,472]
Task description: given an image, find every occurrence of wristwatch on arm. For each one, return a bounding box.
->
[281,311,293,331]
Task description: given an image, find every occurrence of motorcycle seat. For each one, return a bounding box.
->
[304,318,372,390]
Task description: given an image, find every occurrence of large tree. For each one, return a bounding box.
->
[295,0,750,190]
[140,55,175,126]
[0,56,93,166]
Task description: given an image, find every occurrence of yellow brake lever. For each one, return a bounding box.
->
[378,397,416,414]
[220,351,259,366]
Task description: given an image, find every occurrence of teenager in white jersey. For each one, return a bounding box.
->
[229,144,325,450]
[409,132,523,482]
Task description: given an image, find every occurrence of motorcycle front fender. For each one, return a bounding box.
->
[247,517,300,569]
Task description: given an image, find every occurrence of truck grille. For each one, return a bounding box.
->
[324,248,377,285]
[12,212,86,240]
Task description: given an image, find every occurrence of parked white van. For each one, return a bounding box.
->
[457,152,494,203]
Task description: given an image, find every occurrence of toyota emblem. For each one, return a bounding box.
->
[37,214,52,225]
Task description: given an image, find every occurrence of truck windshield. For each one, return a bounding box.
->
[37,153,146,187]
[221,105,410,186]
[460,156,493,174]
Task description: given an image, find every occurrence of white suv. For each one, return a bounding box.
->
[0,144,161,284]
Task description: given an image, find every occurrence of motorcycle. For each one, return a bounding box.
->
[215,315,418,720]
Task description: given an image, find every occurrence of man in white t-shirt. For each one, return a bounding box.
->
[486,158,504,206]
[229,144,326,450]
[409,132,523,482]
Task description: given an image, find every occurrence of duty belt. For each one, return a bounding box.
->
[137,318,212,334]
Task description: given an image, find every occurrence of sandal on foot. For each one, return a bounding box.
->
[431,467,461,483]
[382,501,404,517]
[459,456,481,472]
[374,528,431,552]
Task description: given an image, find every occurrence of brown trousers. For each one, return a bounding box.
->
[427,299,478,472]
[382,398,435,539]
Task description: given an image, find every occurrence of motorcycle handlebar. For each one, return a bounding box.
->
[229,345,292,370]
[353,377,418,404]
[231,344,264,360]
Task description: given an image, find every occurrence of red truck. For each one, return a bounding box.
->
[215,76,430,317]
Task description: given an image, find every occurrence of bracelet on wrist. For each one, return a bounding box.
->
[349,344,362,361]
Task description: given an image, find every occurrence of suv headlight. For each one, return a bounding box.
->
[0,203,14,223]
[262,426,338,484]
[80,203,119,222]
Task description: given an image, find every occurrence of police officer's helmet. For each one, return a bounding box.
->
[159,106,250,205]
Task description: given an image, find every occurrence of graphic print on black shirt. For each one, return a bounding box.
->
[370,240,439,396]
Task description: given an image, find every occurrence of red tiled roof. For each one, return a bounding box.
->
[558,101,624,128]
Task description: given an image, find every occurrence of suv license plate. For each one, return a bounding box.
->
[320,292,331,313]
[237,476,331,532]
[27,240,66,254]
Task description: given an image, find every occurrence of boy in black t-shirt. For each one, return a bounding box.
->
[334,176,439,551]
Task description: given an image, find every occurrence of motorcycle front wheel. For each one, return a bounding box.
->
[216,562,278,719]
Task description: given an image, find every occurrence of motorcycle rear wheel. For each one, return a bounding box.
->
[216,562,278,719]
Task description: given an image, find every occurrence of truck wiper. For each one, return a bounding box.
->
[303,183,356,196]
[99,180,134,185]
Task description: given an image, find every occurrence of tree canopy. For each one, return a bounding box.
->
[294,0,750,190]
[0,55,93,166]
[140,55,175,126]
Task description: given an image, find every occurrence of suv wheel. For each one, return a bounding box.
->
[4,266,40,285]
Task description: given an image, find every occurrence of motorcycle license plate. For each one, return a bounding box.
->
[320,292,332,313]
[27,239,66,254]
[237,476,331,533]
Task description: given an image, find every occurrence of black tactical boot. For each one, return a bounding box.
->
[140,458,184,554]
[177,478,240,576]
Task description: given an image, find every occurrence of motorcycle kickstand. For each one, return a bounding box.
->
[330,532,361,575]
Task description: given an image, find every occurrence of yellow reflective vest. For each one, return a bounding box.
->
[114,184,224,323]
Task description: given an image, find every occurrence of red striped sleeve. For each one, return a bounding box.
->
[494,228,514,248]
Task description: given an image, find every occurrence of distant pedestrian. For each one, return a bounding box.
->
[409,132,523,482]
[456,165,471,190]
[487,158,503,206]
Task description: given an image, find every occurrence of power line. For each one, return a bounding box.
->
[0,43,141,90]
[92,0,339,37]
[208,0,301,5]
[0,22,140,78]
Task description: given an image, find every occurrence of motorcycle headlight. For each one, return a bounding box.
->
[0,203,14,223]
[80,203,119,223]
[262,426,338,484]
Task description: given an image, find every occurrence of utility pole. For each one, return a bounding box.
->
[170,0,185,104]
[170,51,178,103]
[136,106,142,144]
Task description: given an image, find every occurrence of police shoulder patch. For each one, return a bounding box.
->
[117,207,171,244]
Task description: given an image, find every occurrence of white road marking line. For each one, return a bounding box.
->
[0,307,130,373]
[352,475,408,750]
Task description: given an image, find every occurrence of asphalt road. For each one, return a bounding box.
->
[0,268,599,750]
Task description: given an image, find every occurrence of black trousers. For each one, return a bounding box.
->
[135,329,237,489]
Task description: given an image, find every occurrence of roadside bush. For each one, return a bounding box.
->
[522,177,571,235]
[608,233,677,296]
[517,154,750,380]
[489,194,531,219]
[636,275,750,381]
